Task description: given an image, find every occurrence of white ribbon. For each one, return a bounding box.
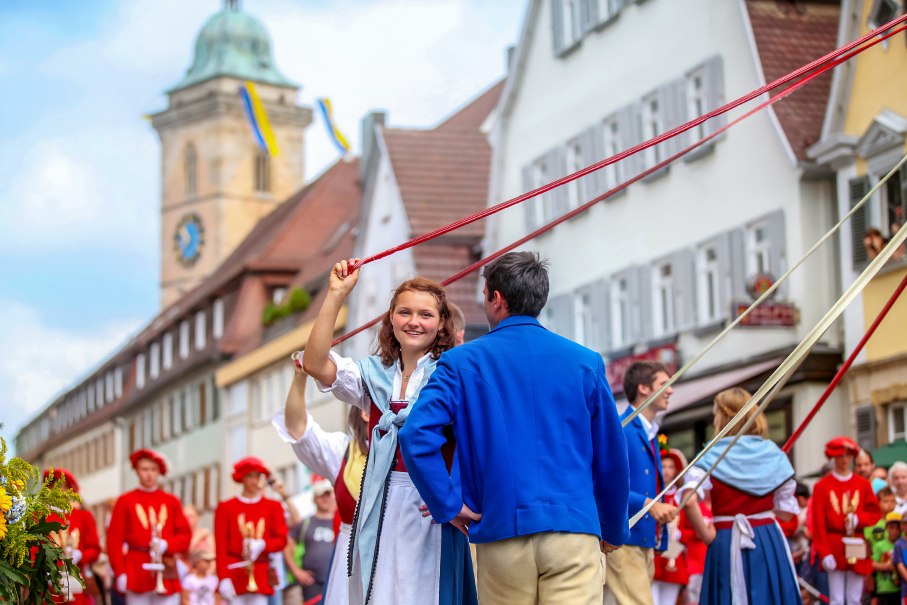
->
[714,512,775,605]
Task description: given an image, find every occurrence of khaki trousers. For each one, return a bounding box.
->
[603,545,655,605]
[475,532,602,605]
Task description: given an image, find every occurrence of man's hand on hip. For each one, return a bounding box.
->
[450,504,482,537]
[600,541,619,554]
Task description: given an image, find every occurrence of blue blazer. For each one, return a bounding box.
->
[399,315,630,546]
[620,407,668,551]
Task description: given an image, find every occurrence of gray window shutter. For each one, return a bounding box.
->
[549,146,569,218]
[551,0,565,55]
[673,249,696,331]
[767,210,787,296]
[705,55,727,135]
[850,176,871,269]
[591,278,610,352]
[549,293,574,339]
[618,104,643,182]
[729,227,748,301]
[855,406,877,452]
[630,265,652,343]
[580,126,597,203]
[580,0,598,33]
[523,165,538,232]
[659,79,688,157]
[715,231,733,320]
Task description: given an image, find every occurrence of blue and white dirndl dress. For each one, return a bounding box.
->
[314,351,477,605]
[684,436,802,605]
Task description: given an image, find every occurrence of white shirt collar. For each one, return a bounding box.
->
[137,484,159,493]
[393,353,433,401]
[635,408,659,441]
[831,471,853,482]
[237,493,263,504]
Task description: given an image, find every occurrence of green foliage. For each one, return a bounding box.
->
[261,287,312,326]
[0,436,82,604]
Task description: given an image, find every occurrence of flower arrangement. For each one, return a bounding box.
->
[0,435,81,604]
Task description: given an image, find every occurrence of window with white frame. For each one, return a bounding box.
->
[565,140,584,209]
[747,221,771,277]
[213,298,224,339]
[272,288,287,305]
[697,244,721,324]
[652,262,676,336]
[150,342,161,379]
[575,291,593,347]
[883,166,906,235]
[610,277,630,348]
[686,68,707,141]
[179,320,190,359]
[114,367,123,397]
[889,402,906,442]
[532,160,548,226]
[559,0,581,48]
[601,117,623,190]
[162,333,173,370]
[869,0,900,30]
[195,311,206,350]
[641,94,664,168]
[105,372,114,402]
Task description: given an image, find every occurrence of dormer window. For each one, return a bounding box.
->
[868,0,900,30]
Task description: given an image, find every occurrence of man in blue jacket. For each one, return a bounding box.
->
[606,361,678,605]
[400,251,630,605]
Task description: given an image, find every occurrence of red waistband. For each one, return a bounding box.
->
[714,518,776,530]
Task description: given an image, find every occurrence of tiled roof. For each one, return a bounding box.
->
[381,129,493,238]
[746,0,840,161]
[435,80,505,132]
[379,81,503,328]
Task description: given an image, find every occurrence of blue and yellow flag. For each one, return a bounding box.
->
[239,81,279,156]
[316,98,350,156]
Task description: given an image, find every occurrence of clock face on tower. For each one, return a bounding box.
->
[174,213,204,266]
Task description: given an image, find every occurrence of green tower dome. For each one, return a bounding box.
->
[172,3,295,91]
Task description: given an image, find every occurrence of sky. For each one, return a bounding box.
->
[0,0,525,451]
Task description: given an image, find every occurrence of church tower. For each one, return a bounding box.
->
[151,1,311,308]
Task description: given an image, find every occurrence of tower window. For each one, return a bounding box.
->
[255,151,271,193]
[185,144,198,196]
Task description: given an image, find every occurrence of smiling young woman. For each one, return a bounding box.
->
[301,259,475,605]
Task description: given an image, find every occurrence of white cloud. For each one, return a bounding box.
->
[0,297,142,445]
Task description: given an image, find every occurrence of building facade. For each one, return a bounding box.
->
[484,0,846,475]
[808,0,907,465]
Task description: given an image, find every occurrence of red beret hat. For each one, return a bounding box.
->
[825,436,859,459]
[129,449,169,476]
[231,457,271,483]
[43,468,80,493]
[661,448,688,472]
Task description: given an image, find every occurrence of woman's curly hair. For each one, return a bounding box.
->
[374,277,456,367]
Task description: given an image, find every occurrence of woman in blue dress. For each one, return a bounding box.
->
[681,387,802,605]
[303,258,476,605]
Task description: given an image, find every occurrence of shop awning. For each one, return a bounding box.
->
[667,358,784,415]
[873,440,907,468]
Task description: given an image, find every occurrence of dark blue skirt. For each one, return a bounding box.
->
[439,523,478,605]
[701,523,802,605]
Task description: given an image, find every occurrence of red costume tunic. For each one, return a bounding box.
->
[368,400,455,472]
[106,488,191,595]
[681,499,711,576]
[653,489,690,585]
[48,507,101,605]
[214,495,288,596]
[811,472,880,575]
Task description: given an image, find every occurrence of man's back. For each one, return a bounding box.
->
[401,314,630,547]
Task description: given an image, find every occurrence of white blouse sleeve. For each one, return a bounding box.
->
[773,478,800,515]
[677,465,712,503]
[271,409,350,480]
[310,350,368,411]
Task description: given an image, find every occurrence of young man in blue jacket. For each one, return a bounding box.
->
[400,251,630,605]
[606,361,678,605]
